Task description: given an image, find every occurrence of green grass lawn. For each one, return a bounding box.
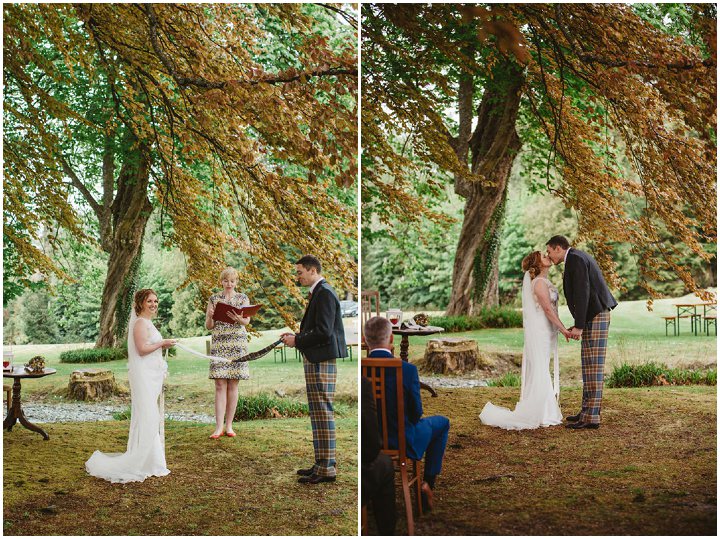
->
[4,320,359,535]
[366,385,716,535]
[401,294,716,384]
[5,320,359,411]
[3,414,358,535]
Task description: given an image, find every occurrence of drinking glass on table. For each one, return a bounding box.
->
[387,309,403,327]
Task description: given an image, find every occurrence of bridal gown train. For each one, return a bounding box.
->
[479,272,563,430]
[86,314,170,483]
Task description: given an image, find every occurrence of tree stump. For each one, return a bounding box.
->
[67,369,118,401]
[423,338,493,374]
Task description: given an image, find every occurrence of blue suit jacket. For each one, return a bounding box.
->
[367,349,430,461]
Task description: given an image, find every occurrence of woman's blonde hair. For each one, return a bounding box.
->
[219,267,239,283]
[521,251,543,280]
[134,288,157,315]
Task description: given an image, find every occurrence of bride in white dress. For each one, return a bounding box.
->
[86,288,177,483]
[479,251,570,430]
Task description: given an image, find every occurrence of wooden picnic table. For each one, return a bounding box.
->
[3,366,57,440]
[392,325,445,397]
[673,302,717,336]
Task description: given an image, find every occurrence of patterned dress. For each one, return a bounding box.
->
[208,292,250,380]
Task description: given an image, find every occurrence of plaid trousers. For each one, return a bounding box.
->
[579,311,611,424]
[304,358,337,477]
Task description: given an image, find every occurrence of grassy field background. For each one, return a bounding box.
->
[3,319,359,535]
[365,294,716,535]
[4,319,359,412]
[381,385,716,535]
[3,416,358,535]
[400,293,716,383]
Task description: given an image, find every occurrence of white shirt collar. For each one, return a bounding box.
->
[369,348,392,355]
[563,248,571,264]
[309,278,323,294]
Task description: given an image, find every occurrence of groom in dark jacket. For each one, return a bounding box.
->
[281,254,347,483]
[546,235,618,430]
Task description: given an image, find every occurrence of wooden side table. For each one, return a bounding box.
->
[3,367,57,440]
[392,325,445,397]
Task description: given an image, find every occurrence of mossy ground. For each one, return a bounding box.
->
[367,386,715,535]
[4,414,358,535]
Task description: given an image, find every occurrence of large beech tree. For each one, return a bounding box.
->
[362,3,716,314]
[4,3,357,346]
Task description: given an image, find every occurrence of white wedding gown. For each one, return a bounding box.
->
[479,272,563,430]
[86,313,170,482]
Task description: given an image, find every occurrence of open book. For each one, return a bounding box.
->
[212,303,262,324]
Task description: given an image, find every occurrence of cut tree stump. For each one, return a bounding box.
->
[423,337,494,374]
[67,369,118,401]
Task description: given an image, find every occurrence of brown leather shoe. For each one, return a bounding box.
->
[296,467,315,476]
[420,481,434,513]
[565,413,582,422]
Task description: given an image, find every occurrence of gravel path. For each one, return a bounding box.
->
[9,403,215,424]
[420,376,489,388]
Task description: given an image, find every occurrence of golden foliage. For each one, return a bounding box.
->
[4,3,358,328]
[362,3,715,298]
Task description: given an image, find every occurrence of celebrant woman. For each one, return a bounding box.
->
[205,267,251,439]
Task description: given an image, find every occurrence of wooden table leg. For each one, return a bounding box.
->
[3,378,49,440]
[3,378,21,431]
[399,335,438,398]
[399,335,410,362]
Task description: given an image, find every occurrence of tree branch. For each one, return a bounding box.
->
[60,154,102,218]
[318,3,358,30]
[143,4,356,90]
[578,53,714,70]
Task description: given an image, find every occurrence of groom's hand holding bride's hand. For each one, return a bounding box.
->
[280,333,296,348]
[568,327,583,341]
[560,327,571,342]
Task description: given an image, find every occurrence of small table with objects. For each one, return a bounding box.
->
[3,366,57,440]
[392,325,445,397]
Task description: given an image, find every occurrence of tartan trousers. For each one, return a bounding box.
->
[304,358,337,477]
[579,311,611,424]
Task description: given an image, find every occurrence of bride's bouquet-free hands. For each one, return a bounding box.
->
[161,339,178,350]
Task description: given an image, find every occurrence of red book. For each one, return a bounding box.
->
[212,303,262,324]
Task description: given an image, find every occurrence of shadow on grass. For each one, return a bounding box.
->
[4,415,358,535]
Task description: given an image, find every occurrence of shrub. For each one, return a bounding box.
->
[234,394,309,421]
[112,407,131,421]
[487,372,521,387]
[60,347,125,363]
[607,362,717,388]
[430,307,522,332]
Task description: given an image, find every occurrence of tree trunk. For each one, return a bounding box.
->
[95,140,153,348]
[446,62,524,316]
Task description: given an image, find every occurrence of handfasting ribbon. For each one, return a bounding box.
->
[174,340,283,363]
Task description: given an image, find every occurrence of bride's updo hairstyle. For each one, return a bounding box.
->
[134,288,157,315]
[521,251,543,279]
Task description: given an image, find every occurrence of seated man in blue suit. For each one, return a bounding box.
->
[364,316,450,512]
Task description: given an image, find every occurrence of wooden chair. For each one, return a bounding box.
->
[362,357,422,535]
[361,290,380,353]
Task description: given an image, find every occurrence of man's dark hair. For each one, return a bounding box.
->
[546,235,570,250]
[295,254,322,273]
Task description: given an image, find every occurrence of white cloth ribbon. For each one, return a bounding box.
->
[173,343,231,363]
